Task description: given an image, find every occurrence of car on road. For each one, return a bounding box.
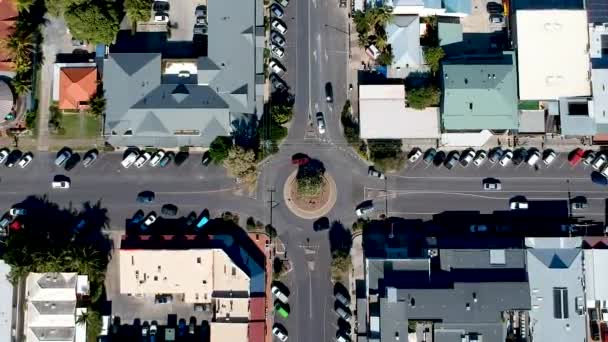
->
[473,150,487,166]
[483,178,501,191]
[275,301,289,318]
[271,32,285,47]
[488,148,503,164]
[584,151,596,166]
[269,60,285,75]
[571,196,588,210]
[0,149,9,164]
[270,74,286,90]
[423,148,436,164]
[136,191,155,203]
[52,179,70,189]
[368,166,385,179]
[408,148,422,163]
[355,203,374,217]
[569,148,585,166]
[55,150,71,166]
[149,150,165,167]
[272,325,288,341]
[444,152,460,170]
[499,150,513,167]
[270,4,284,18]
[527,150,541,166]
[460,149,475,167]
[161,204,178,216]
[316,112,326,134]
[271,18,287,34]
[9,207,26,216]
[291,153,310,165]
[201,151,212,166]
[141,212,157,230]
[121,151,139,168]
[135,152,152,168]
[18,153,33,168]
[82,151,98,167]
[592,154,607,170]
[271,285,289,303]
[510,197,529,210]
[335,292,350,306]
[271,44,285,59]
[543,150,557,165]
[325,82,333,102]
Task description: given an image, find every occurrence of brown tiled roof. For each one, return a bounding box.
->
[0,0,17,22]
[249,297,266,321]
[0,7,16,70]
[59,67,97,110]
[248,322,266,342]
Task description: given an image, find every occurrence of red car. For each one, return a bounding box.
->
[568,148,585,166]
[291,154,310,166]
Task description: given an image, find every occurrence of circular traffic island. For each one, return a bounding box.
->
[283,163,337,219]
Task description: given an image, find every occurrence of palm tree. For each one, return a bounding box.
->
[374,35,387,50]
[353,10,371,36]
[11,74,31,95]
[15,0,34,12]
[371,6,393,28]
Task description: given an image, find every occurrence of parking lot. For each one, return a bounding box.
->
[146,0,205,41]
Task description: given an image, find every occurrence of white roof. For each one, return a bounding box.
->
[516,10,591,100]
[210,322,248,342]
[584,250,608,307]
[359,84,440,139]
[0,261,13,342]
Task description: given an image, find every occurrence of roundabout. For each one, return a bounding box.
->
[282,168,337,219]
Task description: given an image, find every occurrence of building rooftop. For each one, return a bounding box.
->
[441,52,518,130]
[210,322,248,342]
[359,84,439,139]
[587,0,608,24]
[0,0,16,71]
[59,67,97,110]
[515,10,591,100]
[386,16,422,68]
[119,249,251,303]
[0,261,12,342]
[584,249,608,308]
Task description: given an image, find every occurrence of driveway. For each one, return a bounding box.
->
[167,0,202,41]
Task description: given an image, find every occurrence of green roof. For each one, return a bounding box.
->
[441,52,518,131]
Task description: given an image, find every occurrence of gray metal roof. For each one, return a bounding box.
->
[558,97,595,136]
[387,16,422,68]
[587,0,608,24]
[379,298,408,342]
[439,249,526,270]
[30,326,75,341]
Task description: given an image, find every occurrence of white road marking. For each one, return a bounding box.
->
[389,174,591,181]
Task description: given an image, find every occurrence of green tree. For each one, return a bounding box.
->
[11,73,31,95]
[331,250,351,280]
[224,146,257,183]
[270,104,293,125]
[25,110,37,130]
[353,10,371,37]
[64,2,120,44]
[88,92,106,117]
[15,0,34,11]
[296,164,325,197]
[423,46,445,75]
[406,85,440,109]
[209,136,233,164]
[125,0,153,24]
[376,46,394,66]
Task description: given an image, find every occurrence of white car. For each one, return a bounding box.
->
[121,151,139,168]
[154,13,169,22]
[269,60,285,75]
[473,151,487,166]
[272,326,288,341]
[52,180,70,189]
[543,151,557,165]
[143,213,157,227]
[0,149,9,164]
[271,286,289,303]
[270,4,284,18]
[18,153,33,168]
[499,151,513,167]
[271,44,285,59]
[316,113,326,134]
[526,150,540,166]
[149,150,165,167]
[593,155,607,170]
[408,149,422,163]
[601,164,608,178]
[134,152,152,168]
[271,18,287,34]
[510,200,529,210]
[584,151,596,166]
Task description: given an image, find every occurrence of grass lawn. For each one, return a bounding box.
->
[52,114,101,139]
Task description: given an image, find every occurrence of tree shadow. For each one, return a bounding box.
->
[328,220,352,255]
[296,158,326,179]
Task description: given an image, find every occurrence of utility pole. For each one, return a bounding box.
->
[267,187,276,226]
[384,177,388,217]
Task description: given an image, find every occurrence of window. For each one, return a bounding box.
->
[123,129,133,136]
[173,129,200,136]
[203,280,207,284]
[154,276,158,281]
[232,267,236,276]
[553,287,569,319]
[197,257,201,264]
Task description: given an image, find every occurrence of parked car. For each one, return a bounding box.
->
[355,203,374,217]
[584,151,596,166]
[55,150,72,166]
[335,292,350,307]
[408,148,422,163]
[460,149,475,167]
[149,150,165,167]
[271,18,287,34]
[201,151,212,166]
[9,207,26,216]
[543,150,557,165]
[64,154,80,171]
[270,4,284,18]
[52,180,70,189]
[423,148,436,164]
[270,74,286,90]
[569,148,585,166]
[512,148,528,166]
[592,154,607,170]
[510,197,529,210]
[161,204,178,216]
[174,151,189,166]
[571,196,588,210]
[159,151,174,167]
[473,150,487,166]
[499,150,513,167]
[5,150,21,168]
[82,151,98,167]
[269,60,286,75]
[18,153,33,168]
[271,44,285,59]
[141,212,157,229]
[601,164,608,178]
[482,178,501,191]
[271,32,285,47]
[272,285,289,303]
[335,306,351,320]
[488,148,503,164]
[444,152,460,170]
[316,112,326,134]
[0,149,9,164]
[368,167,385,179]
[135,152,152,168]
[121,151,139,168]
[272,325,288,341]
[275,301,289,318]
[195,5,207,22]
[527,150,541,166]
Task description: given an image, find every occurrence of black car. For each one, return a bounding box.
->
[592,172,608,186]
[185,211,198,226]
[64,154,81,171]
[136,191,155,203]
[174,151,189,166]
[423,148,437,164]
[444,152,460,170]
[161,204,178,216]
[325,82,333,102]
[487,1,503,14]
[201,151,211,166]
[5,150,22,167]
[512,148,528,166]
